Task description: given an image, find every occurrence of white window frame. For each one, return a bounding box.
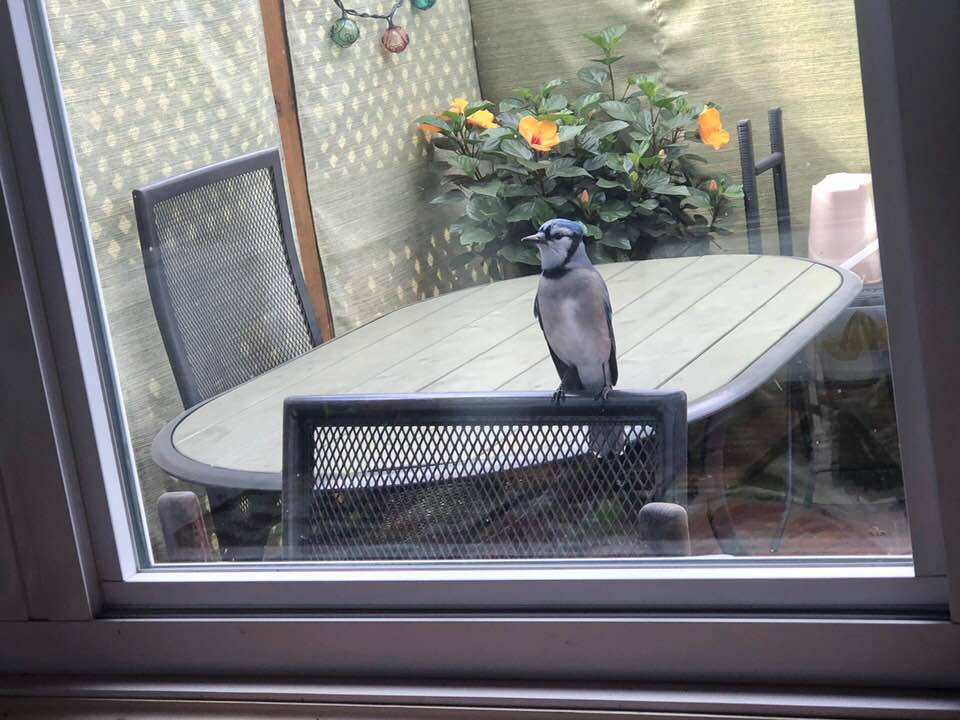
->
[1,0,959,690]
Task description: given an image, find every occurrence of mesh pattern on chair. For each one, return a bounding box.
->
[149,166,314,402]
[284,394,687,561]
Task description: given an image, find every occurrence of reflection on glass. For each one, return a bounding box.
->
[43,0,908,564]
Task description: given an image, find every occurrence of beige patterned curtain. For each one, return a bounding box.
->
[283,0,484,333]
[45,0,287,556]
[469,0,870,254]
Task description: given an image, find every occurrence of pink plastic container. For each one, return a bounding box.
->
[807,173,881,284]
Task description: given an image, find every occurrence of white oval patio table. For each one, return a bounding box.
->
[152,255,861,491]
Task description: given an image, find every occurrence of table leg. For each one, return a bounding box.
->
[700,410,745,555]
[206,487,280,561]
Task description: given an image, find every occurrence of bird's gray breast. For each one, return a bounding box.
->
[537,269,613,389]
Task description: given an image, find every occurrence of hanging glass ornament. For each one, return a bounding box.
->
[330,0,427,53]
[381,24,410,53]
[330,16,361,48]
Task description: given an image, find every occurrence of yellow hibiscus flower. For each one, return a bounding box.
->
[518,116,560,152]
[467,109,499,129]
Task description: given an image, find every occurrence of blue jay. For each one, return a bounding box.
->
[524,219,619,405]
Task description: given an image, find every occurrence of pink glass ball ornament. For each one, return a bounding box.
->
[381,24,409,53]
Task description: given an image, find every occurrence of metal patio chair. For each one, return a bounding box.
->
[736,108,819,551]
[134,148,323,560]
[281,391,688,561]
[738,107,792,256]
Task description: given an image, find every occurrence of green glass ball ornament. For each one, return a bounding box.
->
[411,0,437,9]
[330,17,360,48]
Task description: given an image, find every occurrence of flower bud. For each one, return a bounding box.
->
[579,189,590,205]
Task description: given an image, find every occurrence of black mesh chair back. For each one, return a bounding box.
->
[738,107,792,255]
[281,391,687,561]
[133,148,322,408]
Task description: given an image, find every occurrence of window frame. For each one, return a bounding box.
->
[1,0,959,685]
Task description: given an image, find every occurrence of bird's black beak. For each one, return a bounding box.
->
[523,232,547,245]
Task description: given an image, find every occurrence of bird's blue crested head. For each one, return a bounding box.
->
[537,218,585,239]
[523,217,592,273]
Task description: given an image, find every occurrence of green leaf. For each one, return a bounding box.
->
[557,124,587,142]
[584,154,609,172]
[516,157,550,172]
[459,226,495,246]
[583,120,629,144]
[596,177,631,191]
[471,179,503,197]
[550,166,592,179]
[414,114,452,133]
[723,184,745,199]
[446,154,480,176]
[598,200,632,222]
[507,200,537,222]
[654,91,688,109]
[541,94,569,113]
[572,92,605,113]
[628,74,658,98]
[665,112,695,130]
[502,183,537,197]
[654,184,690,197]
[685,187,713,209]
[464,100,494,118]
[584,24,627,51]
[635,198,659,213]
[499,98,528,113]
[577,66,610,86]
[430,190,466,205]
[630,137,652,157]
[664,143,690,162]
[599,100,639,124]
[531,198,555,228]
[641,168,671,188]
[466,195,500,222]
[500,138,534,161]
[582,223,603,239]
[587,242,618,264]
[591,55,625,66]
[540,78,566,96]
[478,127,514,151]
[598,226,632,249]
[498,242,541,266]
[544,196,569,209]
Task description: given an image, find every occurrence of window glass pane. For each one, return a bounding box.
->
[43,0,910,564]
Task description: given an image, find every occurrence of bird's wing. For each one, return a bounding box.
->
[535,291,584,391]
[604,291,618,387]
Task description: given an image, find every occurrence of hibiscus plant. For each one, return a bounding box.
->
[415,25,744,277]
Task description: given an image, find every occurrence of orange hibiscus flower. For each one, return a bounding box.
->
[698,107,730,150]
[418,122,442,137]
[449,97,469,114]
[518,116,560,152]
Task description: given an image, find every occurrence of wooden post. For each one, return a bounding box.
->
[259,0,336,340]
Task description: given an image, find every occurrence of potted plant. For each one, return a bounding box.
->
[415,25,743,279]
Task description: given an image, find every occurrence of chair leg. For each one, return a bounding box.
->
[206,487,280,561]
[158,491,214,563]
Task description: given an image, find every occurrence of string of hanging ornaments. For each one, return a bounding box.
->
[330,0,436,54]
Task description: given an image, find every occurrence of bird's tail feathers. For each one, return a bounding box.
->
[588,422,626,458]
